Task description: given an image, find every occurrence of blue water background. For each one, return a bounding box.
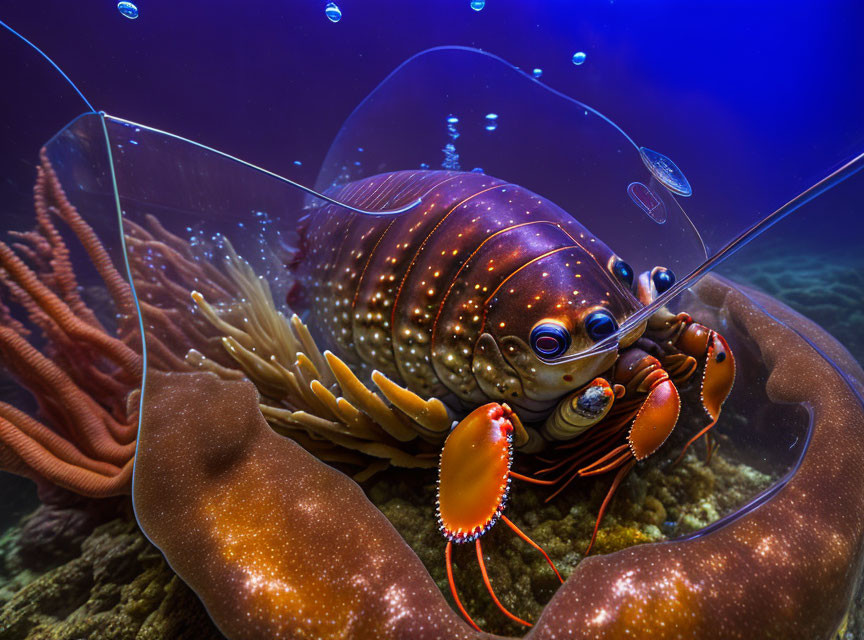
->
[2,1,864,248]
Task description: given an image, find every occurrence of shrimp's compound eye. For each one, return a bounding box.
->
[611,259,634,287]
[530,322,571,359]
[652,267,676,294]
[584,310,618,342]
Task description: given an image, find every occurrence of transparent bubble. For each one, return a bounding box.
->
[572,51,587,65]
[484,112,498,131]
[532,68,543,79]
[627,182,667,223]
[470,0,485,10]
[117,1,139,19]
[293,160,302,166]
[639,147,693,197]
[325,2,342,23]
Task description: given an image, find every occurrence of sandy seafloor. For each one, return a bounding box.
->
[0,240,861,639]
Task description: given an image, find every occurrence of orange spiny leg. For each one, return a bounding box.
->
[445,541,481,632]
[475,538,531,627]
[508,470,556,486]
[501,515,563,583]
[585,459,636,555]
[575,443,630,476]
[705,432,720,463]
[674,411,722,466]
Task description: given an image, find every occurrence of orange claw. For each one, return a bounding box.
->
[628,375,681,460]
[674,327,736,464]
[702,332,735,422]
[578,371,681,556]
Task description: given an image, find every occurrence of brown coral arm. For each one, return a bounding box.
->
[134,371,475,640]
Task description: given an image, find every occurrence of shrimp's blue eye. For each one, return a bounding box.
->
[530,323,571,358]
[611,259,634,287]
[584,310,618,341]
[652,267,676,294]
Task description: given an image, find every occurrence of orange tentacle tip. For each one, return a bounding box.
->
[437,403,514,543]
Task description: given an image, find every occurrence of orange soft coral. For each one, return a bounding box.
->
[0,152,243,499]
[0,155,141,497]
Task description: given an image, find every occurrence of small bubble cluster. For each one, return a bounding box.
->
[443,115,461,170]
[446,115,460,140]
[442,144,460,171]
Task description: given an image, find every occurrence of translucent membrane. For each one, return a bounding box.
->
[316,46,864,364]
[42,107,811,527]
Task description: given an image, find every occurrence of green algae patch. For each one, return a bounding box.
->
[0,513,224,640]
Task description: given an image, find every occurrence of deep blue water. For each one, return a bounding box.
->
[2,1,864,249]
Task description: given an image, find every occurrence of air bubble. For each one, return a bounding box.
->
[446,115,460,140]
[325,2,342,22]
[571,51,587,66]
[532,68,543,79]
[484,113,498,131]
[293,160,302,166]
[117,1,139,19]
[627,182,667,223]
[470,0,485,10]
[639,147,692,197]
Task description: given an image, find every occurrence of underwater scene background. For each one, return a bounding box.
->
[0,2,863,639]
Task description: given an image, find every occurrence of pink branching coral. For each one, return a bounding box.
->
[0,152,246,499]
[0,152,141,497]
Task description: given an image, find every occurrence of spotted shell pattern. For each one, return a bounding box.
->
[293,170,641,411]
